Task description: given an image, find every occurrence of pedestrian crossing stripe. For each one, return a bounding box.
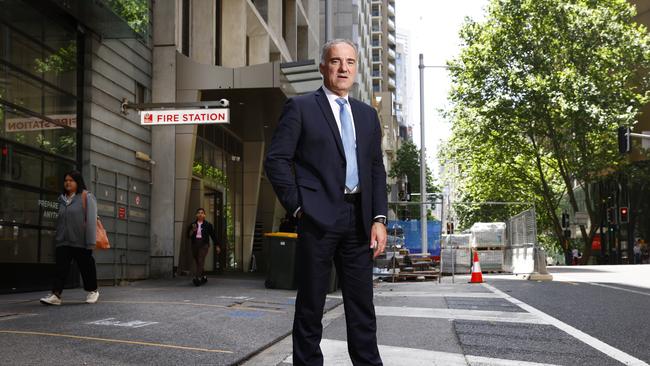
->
[282,339,562,366]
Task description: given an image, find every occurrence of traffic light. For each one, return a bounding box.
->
[618,126,631,154]
[561,213,569,229]
[607,207,617,225]
[620,207,629,224]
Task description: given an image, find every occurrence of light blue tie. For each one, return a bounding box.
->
[335,98,359,191]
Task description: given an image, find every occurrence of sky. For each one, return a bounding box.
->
[395,0,489,177]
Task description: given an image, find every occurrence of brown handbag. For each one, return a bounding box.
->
[82,191,110,250]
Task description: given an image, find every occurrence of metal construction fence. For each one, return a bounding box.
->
[441,207,541,275]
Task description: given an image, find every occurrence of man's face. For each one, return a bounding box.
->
[320,43,357,96]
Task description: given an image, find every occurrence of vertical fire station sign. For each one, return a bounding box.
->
[139,109,230,125]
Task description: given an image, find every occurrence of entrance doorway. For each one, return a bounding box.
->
[203,190,225,273]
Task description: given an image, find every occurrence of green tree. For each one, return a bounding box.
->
[446,0,650,260]
[389,140,439,199]
[390,140,441,220]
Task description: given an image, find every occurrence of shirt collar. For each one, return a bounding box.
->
[322,85,349,105]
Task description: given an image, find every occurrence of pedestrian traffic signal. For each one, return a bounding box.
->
[561,213,569,229]
[618,126,631,154]
[620,207,629,224]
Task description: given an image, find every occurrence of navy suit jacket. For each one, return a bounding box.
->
[264,87,388,236]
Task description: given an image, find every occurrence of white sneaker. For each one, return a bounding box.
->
[86,290,99,304]
[40,293,61,306]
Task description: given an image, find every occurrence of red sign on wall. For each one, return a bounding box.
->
[118,206,127,220]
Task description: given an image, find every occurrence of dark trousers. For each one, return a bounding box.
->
[293,196,382,366]
[192,243,209,277]
[53,246,97,294]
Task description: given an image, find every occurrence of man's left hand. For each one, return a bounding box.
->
[370,222,387,258]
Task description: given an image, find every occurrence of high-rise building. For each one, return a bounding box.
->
[320,0,374,103]
[369,0,399,199]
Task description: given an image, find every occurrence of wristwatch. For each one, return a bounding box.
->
[373,217,387,226]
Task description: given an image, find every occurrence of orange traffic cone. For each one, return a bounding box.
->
[469,250,483,284]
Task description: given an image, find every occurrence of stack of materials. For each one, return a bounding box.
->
[441,234,471,274]
[470,222,506,272]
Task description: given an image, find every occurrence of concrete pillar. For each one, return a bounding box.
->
[267,0,282,40]
[297,26,308,61]
[241,141,264,272]
[222,0,247,67]
[248,34,270,65]
[150,0,178,278]
[191,0,216,64]
[284,0,297,60]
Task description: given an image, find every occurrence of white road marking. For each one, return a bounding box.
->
[373,291,504,298]
[482,283,649,366]
[282,339,562,366]
[375,306,548,324]
[587,282,650,297]
[465,355,561,366]
[87,318,158,328]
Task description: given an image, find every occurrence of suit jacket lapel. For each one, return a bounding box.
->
[315,88,345,159]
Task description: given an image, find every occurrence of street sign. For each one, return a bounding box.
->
[118,206,127,220]
[140,108,229,126]
[135,195,141,206]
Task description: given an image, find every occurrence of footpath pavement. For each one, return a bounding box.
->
[0,273,645,365]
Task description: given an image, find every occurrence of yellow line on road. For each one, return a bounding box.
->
[101,300,286,313]
[0,330,233,354]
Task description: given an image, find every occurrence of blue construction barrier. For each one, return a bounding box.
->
[387,219,441,257]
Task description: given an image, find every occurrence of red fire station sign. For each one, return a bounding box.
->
[140,109,229,126]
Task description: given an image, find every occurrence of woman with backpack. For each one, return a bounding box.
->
[40,170,99,305]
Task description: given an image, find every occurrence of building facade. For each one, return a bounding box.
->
[149,0,321,278]
[1,0,153,292]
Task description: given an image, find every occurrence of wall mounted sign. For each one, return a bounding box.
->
[140,109,229,125]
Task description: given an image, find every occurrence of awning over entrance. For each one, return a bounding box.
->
[176,53,322,142]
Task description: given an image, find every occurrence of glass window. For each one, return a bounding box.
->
[0,226,38,263]
[40,228,56,263]
[0,186,40,225]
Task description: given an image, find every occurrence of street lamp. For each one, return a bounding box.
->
[418,54,449,255]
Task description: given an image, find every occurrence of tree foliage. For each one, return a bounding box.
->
[389,140,440,199]
[443,0,650,256]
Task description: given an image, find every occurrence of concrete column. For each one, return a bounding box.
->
[150,0,178,278]
[284,0,297,60]
[222,0,247,67]
[297,26,308,60]
[190,0,216,64]
[267,0,282,40]
[248,34,270,65]
[241,141,265,272]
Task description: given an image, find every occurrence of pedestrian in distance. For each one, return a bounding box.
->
[40,171,99,306]
[571,247,582,265]
[633,239,642,264]
[265,38,388,366]
[187,208,220,286]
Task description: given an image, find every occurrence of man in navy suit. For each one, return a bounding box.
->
[265,39,387,366]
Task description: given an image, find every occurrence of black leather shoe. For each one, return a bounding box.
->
[201,276,208,285]
[192,277,201,286]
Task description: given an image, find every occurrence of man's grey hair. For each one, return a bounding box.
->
[320,39,358,65]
